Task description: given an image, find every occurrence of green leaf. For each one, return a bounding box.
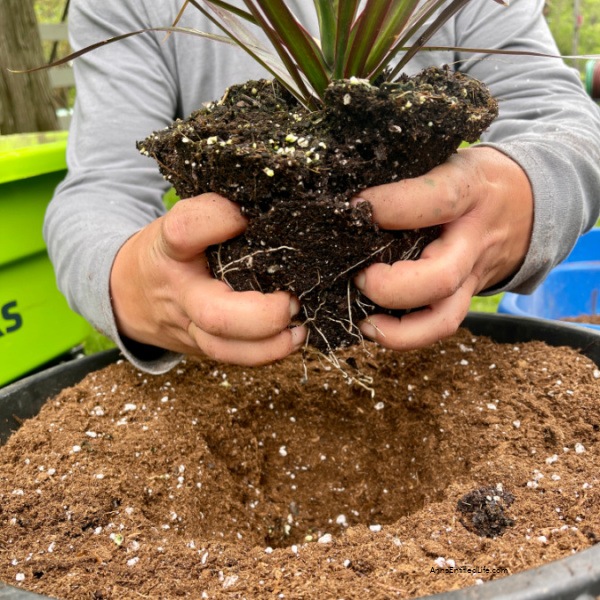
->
[242,0,331,98]
[362,0,424,76]
[332,0,360,79]
[9,27,237,73]
[394,0,473,73]
[343,0,394,78]
[196,2,315,104]
[20,0,599,110]
[188,0,255,22]
[313,0,336,67]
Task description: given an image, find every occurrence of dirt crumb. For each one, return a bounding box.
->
[457,485,515,538]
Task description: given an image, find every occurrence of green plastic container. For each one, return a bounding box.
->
[0,131,92,387]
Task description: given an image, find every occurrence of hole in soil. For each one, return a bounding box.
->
[203,389,470,548]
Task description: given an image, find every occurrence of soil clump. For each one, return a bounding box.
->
[139,67,497,351]
[1,329,600,599]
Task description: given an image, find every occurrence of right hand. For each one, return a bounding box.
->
[110,193,306,365]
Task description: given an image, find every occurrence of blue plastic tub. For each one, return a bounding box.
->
[498,228,600,331]
[562,227,600,263]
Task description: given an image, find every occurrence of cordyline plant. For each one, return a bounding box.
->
[173,0,509,109]
[18,0,526,106]
[18,0,597,106]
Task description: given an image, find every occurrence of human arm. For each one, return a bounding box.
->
[354,146,532,349]
[353,0,600,351]
[110,193,304,366]
[44,0,306,370]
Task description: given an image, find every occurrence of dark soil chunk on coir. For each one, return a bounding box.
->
[457,485,515,537]
[139,67,498,351]
[2,329,600,599]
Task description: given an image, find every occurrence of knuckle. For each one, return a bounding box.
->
[160,206,188,251]
[435,265,463,297]
[191,291,290,340]
[362,265,396,306]
[438,313,463,339]
[197,338,229,363]
[192,302,230,337]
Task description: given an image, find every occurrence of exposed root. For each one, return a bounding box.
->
[331,240,394,286]
[298,270,322,300]
[299,299,376,397]
[214,245,299,284]
[311,348,376,399]
[400,236,425,261]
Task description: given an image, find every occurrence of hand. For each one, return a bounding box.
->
[110,193,306,365]
[353,146,533,350]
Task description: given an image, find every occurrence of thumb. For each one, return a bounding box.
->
[158,193,247,261]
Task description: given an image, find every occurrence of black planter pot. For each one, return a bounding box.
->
[1,313,600,600]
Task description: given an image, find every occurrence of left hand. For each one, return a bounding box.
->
[353,146,533,350]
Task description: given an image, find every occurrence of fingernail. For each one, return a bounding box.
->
[290,296,300,318]
[354,272,366,290]
[350,196,368,207]
[360,322,378,339]
[290,326,306,349]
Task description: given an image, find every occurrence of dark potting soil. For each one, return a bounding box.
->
[1,329,600,599]
[139,67,498,352]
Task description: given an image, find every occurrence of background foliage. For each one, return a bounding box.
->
[545,0,600,61]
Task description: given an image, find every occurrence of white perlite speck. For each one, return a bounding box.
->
[575,443,586,454]
[223,575,239,589]
[434,557,455,568]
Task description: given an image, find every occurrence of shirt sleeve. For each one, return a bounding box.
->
[453,0,600,294]
[43,0,183,373]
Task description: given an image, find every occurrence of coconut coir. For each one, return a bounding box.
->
[1,328,600,599]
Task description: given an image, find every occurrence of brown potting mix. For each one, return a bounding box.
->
[1,328,600,599]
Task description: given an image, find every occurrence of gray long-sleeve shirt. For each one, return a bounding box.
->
[44,0,600,373]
